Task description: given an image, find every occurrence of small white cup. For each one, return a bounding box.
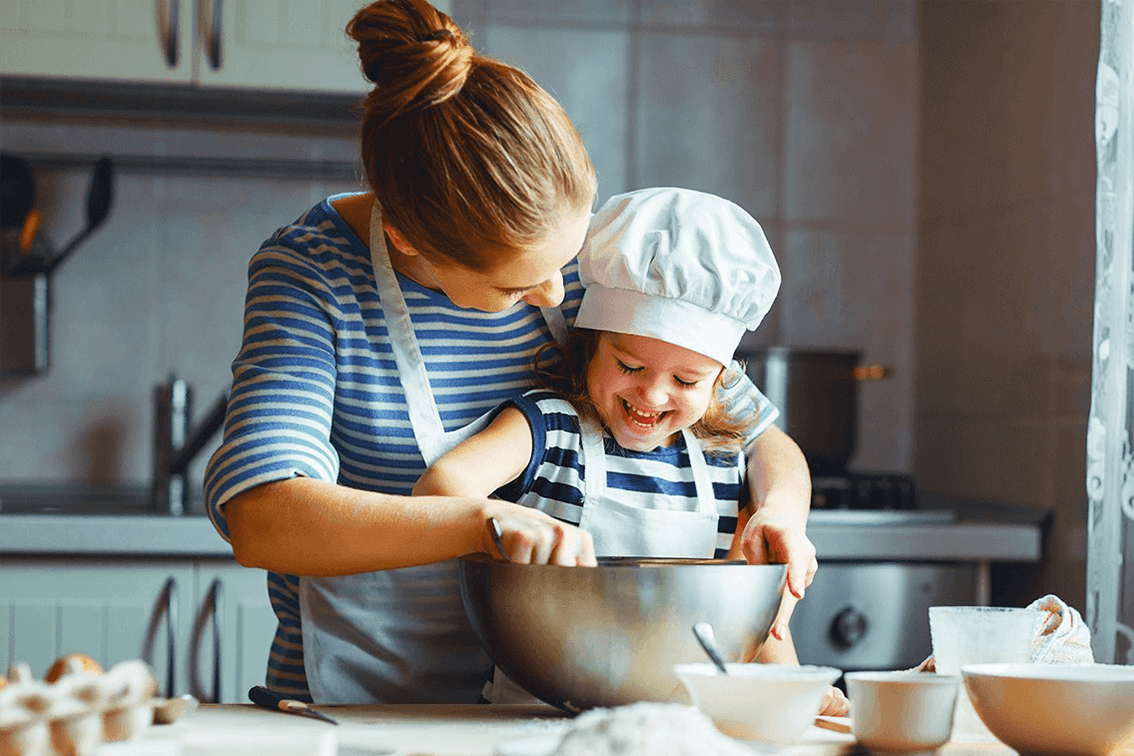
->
[928,606,1040,742]
[845,672,961,755]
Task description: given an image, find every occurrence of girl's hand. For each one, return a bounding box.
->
[484,503,597,567]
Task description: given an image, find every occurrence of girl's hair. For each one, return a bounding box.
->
[347,0,596,273]
[534,330,758,456]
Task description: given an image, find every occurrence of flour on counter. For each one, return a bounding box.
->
[548,703,757,756]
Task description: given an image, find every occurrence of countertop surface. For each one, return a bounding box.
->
[0,485,1046,562]
[116,703,1132,756]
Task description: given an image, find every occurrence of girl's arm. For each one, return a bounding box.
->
[412,407,535,498]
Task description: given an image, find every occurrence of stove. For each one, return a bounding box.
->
[794,470,975,674]
[811,471,917,511]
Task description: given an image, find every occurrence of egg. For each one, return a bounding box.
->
[44,653,103,683]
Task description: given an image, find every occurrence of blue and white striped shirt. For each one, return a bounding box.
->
[498,391,768,557]
[203,194,776,701]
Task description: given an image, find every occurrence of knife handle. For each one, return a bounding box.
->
[248,685,339,724]
[249,684,288,711]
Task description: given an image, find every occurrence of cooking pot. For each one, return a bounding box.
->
[738,347,890,476]
[458,555,785,712]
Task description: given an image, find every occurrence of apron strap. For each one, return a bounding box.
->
[579,418,608,498]
[681,429,717,514]
[368,204,449,463]
[539,305,569,345]
[368,201,570,465]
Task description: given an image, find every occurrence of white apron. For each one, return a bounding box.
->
[299,204,567,704]
[578,419,719,558]
[490,418,720,702]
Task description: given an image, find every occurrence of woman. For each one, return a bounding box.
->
[203,0,817,705]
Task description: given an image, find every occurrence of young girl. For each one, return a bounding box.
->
[414,187,848,715]
[413,186,780,561]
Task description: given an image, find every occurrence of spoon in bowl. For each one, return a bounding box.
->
[692,622,729,675]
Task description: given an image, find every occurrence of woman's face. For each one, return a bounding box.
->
[396,204,592,313]
[586,332,724,452]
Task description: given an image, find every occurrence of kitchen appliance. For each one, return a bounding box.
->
[791,560,976,673]
[811,471,917,511]
[794,471,978,673]
[736,345,970,673]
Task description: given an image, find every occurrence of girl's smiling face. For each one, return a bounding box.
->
[585,332,724,452]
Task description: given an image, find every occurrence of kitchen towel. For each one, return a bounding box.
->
[910,594,1094,672]
[1027,594,1094,664]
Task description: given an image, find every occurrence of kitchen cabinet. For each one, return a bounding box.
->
[190,560,278,705]
[0,556,275,704]
[0,0,419,94]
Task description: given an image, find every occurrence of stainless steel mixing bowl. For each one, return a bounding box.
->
[458,555,786,712]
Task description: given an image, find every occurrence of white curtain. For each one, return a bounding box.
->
[1088,0,1134,665]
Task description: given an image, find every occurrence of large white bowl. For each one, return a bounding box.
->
[674,662,842,743]
[961,663,1134,756]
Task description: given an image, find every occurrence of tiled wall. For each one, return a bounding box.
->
[0,120,363,504]
[0,0,920,506]
[915,1,1099,610]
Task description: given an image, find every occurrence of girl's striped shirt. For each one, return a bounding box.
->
[497,390,774,557]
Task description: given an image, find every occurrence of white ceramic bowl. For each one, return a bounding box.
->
[961,663,1134,756]
[674,663,842,743]
[845,672,961,755]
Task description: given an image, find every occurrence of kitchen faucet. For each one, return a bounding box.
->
[152,375,228,515]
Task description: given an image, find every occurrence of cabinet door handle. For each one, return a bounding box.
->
[189,578,224,703]
[156,0,180,69]
[141,577,179,699]
[200,0,223,70]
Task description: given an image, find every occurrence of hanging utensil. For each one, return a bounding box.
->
[42,155,114,275]
[0,152,38,272]
[3,155,115,277]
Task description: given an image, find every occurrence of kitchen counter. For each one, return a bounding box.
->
[0,482,1046,563]
[0,506,1044,562]
[0,513,233,556]
[118,703,1134,756]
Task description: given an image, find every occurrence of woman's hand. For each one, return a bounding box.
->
[732,501,818,642]
[741,425,818,642]
[818,684,850,717]
[485,502,598,566]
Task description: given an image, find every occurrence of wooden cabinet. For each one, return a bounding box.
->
[0,0,407,94]
[0,556,276,704]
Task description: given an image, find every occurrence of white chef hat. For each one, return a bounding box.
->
[575,187,781,365]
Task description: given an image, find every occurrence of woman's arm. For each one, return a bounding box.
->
[226,476,594,572]
[739,423,818,641]
[227,408,592,572]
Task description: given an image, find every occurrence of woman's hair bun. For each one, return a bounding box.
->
[348,0,474,122]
